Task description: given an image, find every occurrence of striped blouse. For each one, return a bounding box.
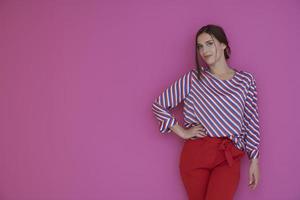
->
[152,66,260,160]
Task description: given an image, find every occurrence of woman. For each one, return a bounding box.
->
[152,24,260,200]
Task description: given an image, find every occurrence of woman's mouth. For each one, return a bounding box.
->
[204,55,212,59]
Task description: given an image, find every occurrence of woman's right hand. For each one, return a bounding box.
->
[181,124,207,140]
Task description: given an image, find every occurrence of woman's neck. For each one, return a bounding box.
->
[208,59,232,75]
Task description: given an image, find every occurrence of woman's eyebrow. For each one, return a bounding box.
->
[197,40,214,45]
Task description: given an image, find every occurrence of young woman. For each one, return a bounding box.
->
[152,24,260,200]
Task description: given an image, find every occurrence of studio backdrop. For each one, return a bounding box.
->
[0,0,299,199]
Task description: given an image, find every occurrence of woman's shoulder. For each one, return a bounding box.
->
[189,65,205,75]
[189,66,204,81]
[190,66,198,75]
[175,66,198,81]
[237,69,256,84]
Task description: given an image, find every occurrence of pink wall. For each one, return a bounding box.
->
[0,0,299,199]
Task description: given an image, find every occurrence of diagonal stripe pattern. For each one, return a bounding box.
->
[152,66,260,160]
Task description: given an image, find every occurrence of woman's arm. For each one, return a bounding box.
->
[243,74,260,160]
[242,73,261,190]
[152,70,193,134]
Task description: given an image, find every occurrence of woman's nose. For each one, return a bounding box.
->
[202,46,209,54]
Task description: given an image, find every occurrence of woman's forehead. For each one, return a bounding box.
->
[197,33,215,44]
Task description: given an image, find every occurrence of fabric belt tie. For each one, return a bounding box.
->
[218,139,234,167]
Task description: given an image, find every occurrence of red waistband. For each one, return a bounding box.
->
[188,136,236,167]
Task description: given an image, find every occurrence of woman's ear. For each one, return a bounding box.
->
[221,43,227,50]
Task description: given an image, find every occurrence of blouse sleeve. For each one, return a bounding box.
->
[152,69,193,133]
[242,75,261,160]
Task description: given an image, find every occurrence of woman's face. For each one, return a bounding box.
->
[197,32,226,66]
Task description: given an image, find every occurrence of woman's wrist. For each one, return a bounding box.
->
[250,158,259,164]
[170,122,186,139]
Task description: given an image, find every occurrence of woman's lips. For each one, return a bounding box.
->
[204,55,212,59]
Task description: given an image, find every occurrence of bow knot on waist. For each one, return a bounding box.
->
[218,139,234,167]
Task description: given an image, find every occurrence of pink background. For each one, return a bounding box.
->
[0,0,299,199]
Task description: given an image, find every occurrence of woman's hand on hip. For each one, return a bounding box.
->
[182,124,207,140]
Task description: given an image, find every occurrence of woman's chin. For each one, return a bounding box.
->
[205,60,215,66]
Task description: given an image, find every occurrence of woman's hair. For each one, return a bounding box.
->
[195,24,231,80]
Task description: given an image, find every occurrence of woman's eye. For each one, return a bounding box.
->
[207,42,213,46]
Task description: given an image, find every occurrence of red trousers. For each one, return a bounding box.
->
[179,136,245,200]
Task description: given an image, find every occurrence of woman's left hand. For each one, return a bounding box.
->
[248,158,260,190]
